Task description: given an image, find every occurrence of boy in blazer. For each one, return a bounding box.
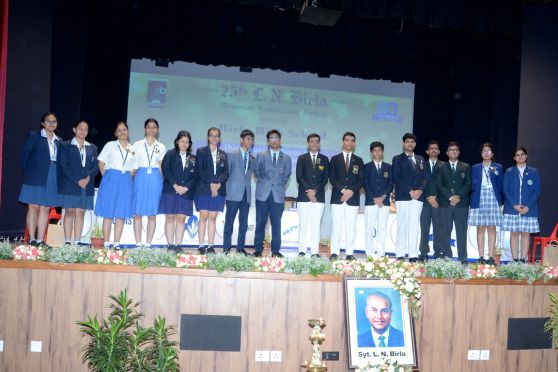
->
[296,133,329,257]
[329,132,364,260]
[392,133,427,262]
[364,141,393,257]
[223,129,255,255]
[436,141,471,263]
[253,129,292,257]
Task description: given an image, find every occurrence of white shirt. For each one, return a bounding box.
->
[342,151,352,164]
[517,165,526,187]
[180,152,188,170]
[374,161,382,171]
[41,128,60,161]
[371,327,391,347]
[71,137,91,167]
[211,149,218,175]
[133,139,166,169]
[270,149,280,165]
[240,148,250,173]
[405,152,416,165]
[481,164,493,189]
[98,140,137,172]
[430,160,436,172]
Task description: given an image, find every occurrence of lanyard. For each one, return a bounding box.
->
[144,141,156,168]
[79,145,86,167]
[482,165,491,183]
[47,137,57,159]
[117,143,129,168]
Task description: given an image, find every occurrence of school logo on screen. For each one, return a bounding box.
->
[147,79,168,107]
[186,216,199,239]
[372,102,402,122]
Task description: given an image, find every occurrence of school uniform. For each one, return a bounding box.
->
[502,165,540,233]
[392,152,428,259]
[19,129,63,207]
[364,160,393,256]
[57,138,99,210]
[194,146,229,212]
[159,149,196,216]
[468,162,504,229]
[132,139,166,216]
[296,151,329,255]
[419,159,445,259]
[436,160,472,261]
[95,140,137,219]
[329,151,365,256]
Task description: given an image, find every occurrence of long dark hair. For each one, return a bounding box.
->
[174,130,192,154]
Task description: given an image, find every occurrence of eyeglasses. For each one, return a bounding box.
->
[268,136,280,141]
[447,148,460,152]
[308,140,320,144]
[482,150,493,154]
[208,134,220,138]
[45,120,57,124]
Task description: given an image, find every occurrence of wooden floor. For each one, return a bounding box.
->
[0,261,556,372]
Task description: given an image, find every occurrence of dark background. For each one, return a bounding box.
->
[2,0,557,236]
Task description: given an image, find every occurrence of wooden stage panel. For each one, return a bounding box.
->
[0,262,556,372]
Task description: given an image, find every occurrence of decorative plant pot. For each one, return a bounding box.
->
[90,238,104,249]
[494,254,501,266]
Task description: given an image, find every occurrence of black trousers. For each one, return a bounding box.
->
[419,202,445,258]
[439,206,469,260]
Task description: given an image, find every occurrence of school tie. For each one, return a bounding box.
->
[345,153,350,172]
[378,336,386,347]
[452,163,456,173]
[312,154,316,167]
[408,154,416,165]
[272,152,277,168]
[377,163,381,173]
[243,152,248,174]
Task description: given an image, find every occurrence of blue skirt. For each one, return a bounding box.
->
[194,194,225,212]
[62,188,94,210]
[19,162,62,207]
[159,192,193,215]
[95,169,133,219]
[132,167,163,216]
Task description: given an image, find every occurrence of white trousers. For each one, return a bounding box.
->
[297,202,324,254]
[330,203,359,255]
[364,205,391,256]
[395,200,423,258]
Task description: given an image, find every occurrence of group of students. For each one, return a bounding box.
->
[19,113,540,263]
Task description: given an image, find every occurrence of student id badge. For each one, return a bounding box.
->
[147,167,152,174]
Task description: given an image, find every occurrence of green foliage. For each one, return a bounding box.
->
[496,262,544,283]
[424,258,471,282]
[207,252,255,273]
[545,293,558,349]
[0,242,13,260]
[77,290,180,372]
[48,244,96,264]
[285,256,332,276]
[127,247,177,269]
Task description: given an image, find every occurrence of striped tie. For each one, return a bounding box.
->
[272,152,277,167]
[345,153,350,172]
[243,152,248,174]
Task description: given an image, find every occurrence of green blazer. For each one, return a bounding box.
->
[435,161,471,208]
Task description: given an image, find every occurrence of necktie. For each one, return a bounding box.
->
[431,161,435,173]
[312,154,316,167]
[345,153,350,172]
[378,335,386,347]
[452,163,456,173]
[243,152,248,173]
[377,163,381,173]
[272,152,277,167]
[408,154,416,165]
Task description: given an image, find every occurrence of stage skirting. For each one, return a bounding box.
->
[0,262,555,372]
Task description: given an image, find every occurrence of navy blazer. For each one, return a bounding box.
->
[364,161,393,206]
[329,153,364,206]
[20,131,63,186]
[57,140,99,196]
[503,166,540,217]
[470,162,504,208]
[161,149,196,199]
[357,326,405,348]
[423,159,444,200]
[194,146,229,196]
[435,161,472,208]
[296,152,329,203]
[392,153,428,201]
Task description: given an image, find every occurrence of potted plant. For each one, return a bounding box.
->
[544,292,558,349]
[494,246,504,266]
[90,220,104,249]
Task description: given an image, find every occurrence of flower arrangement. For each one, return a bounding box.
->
[543,266,558,280]
[13,244,47,261]
[357,358,410,372]
[49,244,96,264]
[126,247,176,269]
[0,241,14,260]
[207,252,255,273]
[469,263,498,279]
[176,252,208,269]
[331,259,362,276]
[254,256,286,273]
[496,261,544,284]
[423,258,471,282]
[285,255,332,276]
[95,248,128,265]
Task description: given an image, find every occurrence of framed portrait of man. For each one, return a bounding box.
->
[345,278,416,368]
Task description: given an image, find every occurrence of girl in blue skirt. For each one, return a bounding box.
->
[194,127,229,254]
[57,120,99,245]
[503,146,541,262]
[160,130,196,252]
[19,112,63,246]
[468,143,504,265]
[132,118,166,247]
[95,122,136,248]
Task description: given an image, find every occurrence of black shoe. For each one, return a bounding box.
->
[206,246,216,254]
[346,255,356,261]
[37,241,51,249]
[223,249,231,255]
[198,246,207,255]
[329,253,339,261]
[298,252,306,257]
[486,257,495,265]
[520,258,528,264]
[460,259,468,266]
[271,252,284,258]
[29,240,37,246]
[311,254,320,259]
[252,251,262,257]
[409,257,418,263]
[237,249,248,255]
[513,258,520,263]
[417,255,427,262]
[396,256,405,261]
[478,257,486,264]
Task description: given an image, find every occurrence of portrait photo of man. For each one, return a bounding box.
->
[357,291,405,348]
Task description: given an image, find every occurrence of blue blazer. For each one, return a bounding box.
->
[392,153,428,201]
[57,140,99,196]
[253,150,292,203]
[161,149,196,199]
[357,326,405,348]
[20,131,63,186]
[470,162,504,208]
[503,166,540,217]
[194,146,229,197]
[225,148,254,203]
[364,162,393,206]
